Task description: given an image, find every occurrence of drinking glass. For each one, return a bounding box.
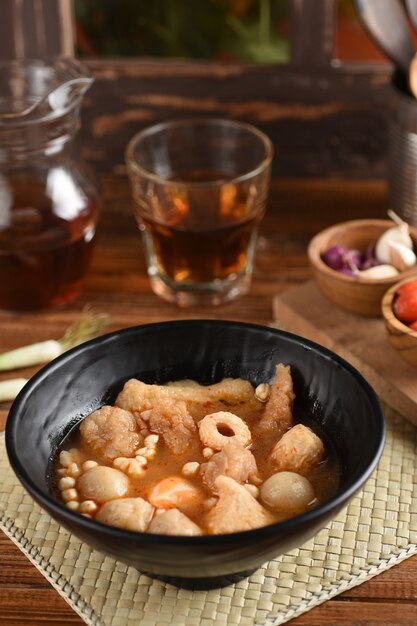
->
[125,118,273,306]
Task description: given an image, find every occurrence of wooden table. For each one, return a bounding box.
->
[1,59,416,624]
[1,175,416,625]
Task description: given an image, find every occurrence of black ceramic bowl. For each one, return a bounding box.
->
[6,320,385,589]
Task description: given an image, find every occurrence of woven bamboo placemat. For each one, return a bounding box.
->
[1,405,417,626]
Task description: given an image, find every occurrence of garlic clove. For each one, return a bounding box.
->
[375,225,413,264]
[358,264,399,280]
[388,241,417,272]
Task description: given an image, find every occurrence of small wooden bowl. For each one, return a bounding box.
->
[308,219,417,317]
[382,277,417,368]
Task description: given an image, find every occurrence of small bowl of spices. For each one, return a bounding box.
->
[382,277,417,368]
[308,215,417,317]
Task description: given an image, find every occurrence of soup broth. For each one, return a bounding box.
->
[51,368,340,535]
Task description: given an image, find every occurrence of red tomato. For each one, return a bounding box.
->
[409,320,417,331]
[396,279,417,296]
[395,291,417,323]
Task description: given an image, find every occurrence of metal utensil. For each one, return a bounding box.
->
[408,52,417,98]
[0,76,93,120]
[405,0,417,33]
[354,0,415,72]
[404,0,417,99]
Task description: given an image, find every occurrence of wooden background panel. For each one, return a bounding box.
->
[79,60,392,179]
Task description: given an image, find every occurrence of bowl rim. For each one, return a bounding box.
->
[308,218,417,286]
[125,117,274,188]
[381,276,417,336]
[6,319,386,545]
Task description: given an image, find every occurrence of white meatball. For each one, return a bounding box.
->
[78,466,129,503]
[260,471,315,512]
[96,497,154,532]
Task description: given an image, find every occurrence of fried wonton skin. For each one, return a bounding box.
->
[147,399,197,455]
[80,406,140,461]
[199,441,258,493]
[257,364,295,438]
[115,377,258,416]
[206,476,273,534]
[148,509,202,536]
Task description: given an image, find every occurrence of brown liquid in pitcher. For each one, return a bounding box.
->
[136,168,264,284]
[0,174,97,311]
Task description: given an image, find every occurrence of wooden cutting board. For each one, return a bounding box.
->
[273,281,417,425]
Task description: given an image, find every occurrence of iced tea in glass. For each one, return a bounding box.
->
[125,119,273,306]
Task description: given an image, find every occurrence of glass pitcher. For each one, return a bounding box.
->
[0,58,99,312]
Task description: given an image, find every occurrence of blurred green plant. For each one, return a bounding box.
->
[74,0,289,63]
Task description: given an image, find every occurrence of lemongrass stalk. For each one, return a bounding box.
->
[0,307,111,372]
[59,307,111,351]
[0,378,28,402]
[0,340,62,371]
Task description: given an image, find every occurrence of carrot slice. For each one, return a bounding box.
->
[148,476,203,509]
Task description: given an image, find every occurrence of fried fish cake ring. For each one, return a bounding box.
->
[198,411,252,450]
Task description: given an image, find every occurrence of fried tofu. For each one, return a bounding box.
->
[268,424,325,475]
